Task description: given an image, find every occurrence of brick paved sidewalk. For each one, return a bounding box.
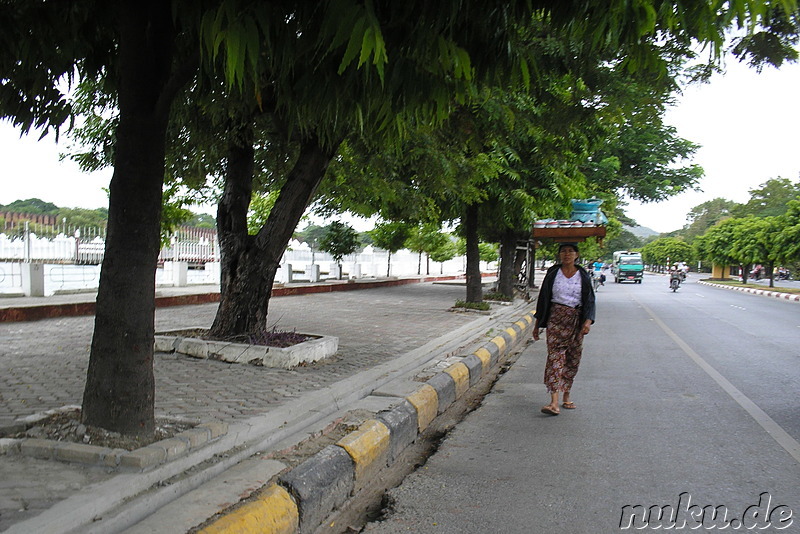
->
[0,282,482,431]
[2,279,525,532]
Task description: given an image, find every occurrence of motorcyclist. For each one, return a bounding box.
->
[669,264,683,288]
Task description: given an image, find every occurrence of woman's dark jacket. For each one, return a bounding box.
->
[534,263,596,328]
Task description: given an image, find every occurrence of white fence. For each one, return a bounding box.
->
[0,234,493,296]
[0,224,217,265]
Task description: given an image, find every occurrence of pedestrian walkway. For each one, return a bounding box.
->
[0,274,533,533]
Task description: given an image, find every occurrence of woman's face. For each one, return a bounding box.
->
[559,246,579,263]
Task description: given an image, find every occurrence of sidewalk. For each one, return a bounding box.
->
[0,274,534,533]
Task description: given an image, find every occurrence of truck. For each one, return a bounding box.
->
[611,251,644,284]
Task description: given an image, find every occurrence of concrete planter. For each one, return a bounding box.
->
[154,329,338,369]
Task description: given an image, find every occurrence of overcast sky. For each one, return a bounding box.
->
[1,54,799,234]
[625,56,800,233]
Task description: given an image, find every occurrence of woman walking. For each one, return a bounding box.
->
[532,243,596,416]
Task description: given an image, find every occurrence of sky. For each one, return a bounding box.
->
[1,54,799,234]
[625,57,800,233]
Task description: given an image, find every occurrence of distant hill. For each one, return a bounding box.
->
[625,225,659,239]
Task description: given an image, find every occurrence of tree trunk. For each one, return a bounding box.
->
[82,2,185,438]
[464,203,482,303]
[209,135,339,337]
[208,123,262,337]
[387,251,392,277]
[497,229,517,298]
[767,260,775,288]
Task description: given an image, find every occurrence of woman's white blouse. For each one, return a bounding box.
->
[552,269,582,308]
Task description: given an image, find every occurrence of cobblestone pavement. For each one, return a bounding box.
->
[0,282,478,429]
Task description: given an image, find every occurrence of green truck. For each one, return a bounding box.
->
[612,251,644,284]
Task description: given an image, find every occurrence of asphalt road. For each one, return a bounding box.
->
[363,272,800,533]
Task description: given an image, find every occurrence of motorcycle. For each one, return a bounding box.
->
[669,272,682,292]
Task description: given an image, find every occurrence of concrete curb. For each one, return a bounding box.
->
[697,280,800,302]
[197,308,536,534]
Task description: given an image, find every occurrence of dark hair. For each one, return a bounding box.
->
[558,242,579,254]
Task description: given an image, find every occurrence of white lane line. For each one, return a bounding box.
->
[730,305,747,311]
[639,301,800,465]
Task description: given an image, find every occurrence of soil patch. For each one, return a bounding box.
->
[6,407,194,451]
[159,328,314,348]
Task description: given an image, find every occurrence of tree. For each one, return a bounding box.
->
[428,235,458,274]
[680,198,740,243]
[370,222,412,277]
[775,200,800,268]
[319,221,360,279]
[641,237,693,271]
[0,198,60,214]
[5,0,794,438]
[695,218,749,281]
[733,216,782,286]
[405,223,451,275]
[604,229,643,259]
[733,177,800,218]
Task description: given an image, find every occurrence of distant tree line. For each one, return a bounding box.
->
[636,177,800,286]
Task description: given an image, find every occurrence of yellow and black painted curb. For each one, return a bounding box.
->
[199,308,536,534]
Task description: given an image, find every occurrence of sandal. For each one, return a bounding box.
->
[541,405,560,416]
[562,401,576,409]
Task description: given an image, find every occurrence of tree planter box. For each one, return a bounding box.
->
[154,329,338,369]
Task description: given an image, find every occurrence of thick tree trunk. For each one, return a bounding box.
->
[82,2,182,438]
[497,229,518,298]
[209,135,339,337]
[464,204,482,303]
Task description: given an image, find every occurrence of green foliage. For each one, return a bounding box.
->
[296,224,328,248]
[454,299,490,311]
[319,221,360,263]
[678,198,740,243]
[428,236,458,264]
[0,198,60,214]
[484,291,513,302]
[478,242,499,263]
[54,207,109,229]
[247,192,279,235]
[369,221,412,253]
[641,237,693,268]
[732,177,800,218]
[776,200,800,263]
[604,229,644,259]
[694,218,744,267]
[184,212,217,229]
[405,223,448,256]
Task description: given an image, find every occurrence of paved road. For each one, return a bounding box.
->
[364,272,800,533]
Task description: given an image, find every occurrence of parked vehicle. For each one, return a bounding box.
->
[612,251,644,284]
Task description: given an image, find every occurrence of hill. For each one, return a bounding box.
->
[625,225,659,239]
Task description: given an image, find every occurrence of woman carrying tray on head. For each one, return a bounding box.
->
[532,242,596,416]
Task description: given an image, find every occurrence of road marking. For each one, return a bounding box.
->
[730,305,747,311]
[638,301,800,465]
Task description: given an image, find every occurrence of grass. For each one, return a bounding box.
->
[700,279,800,295]
[484,291,513,302]
[454,299,491,311]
